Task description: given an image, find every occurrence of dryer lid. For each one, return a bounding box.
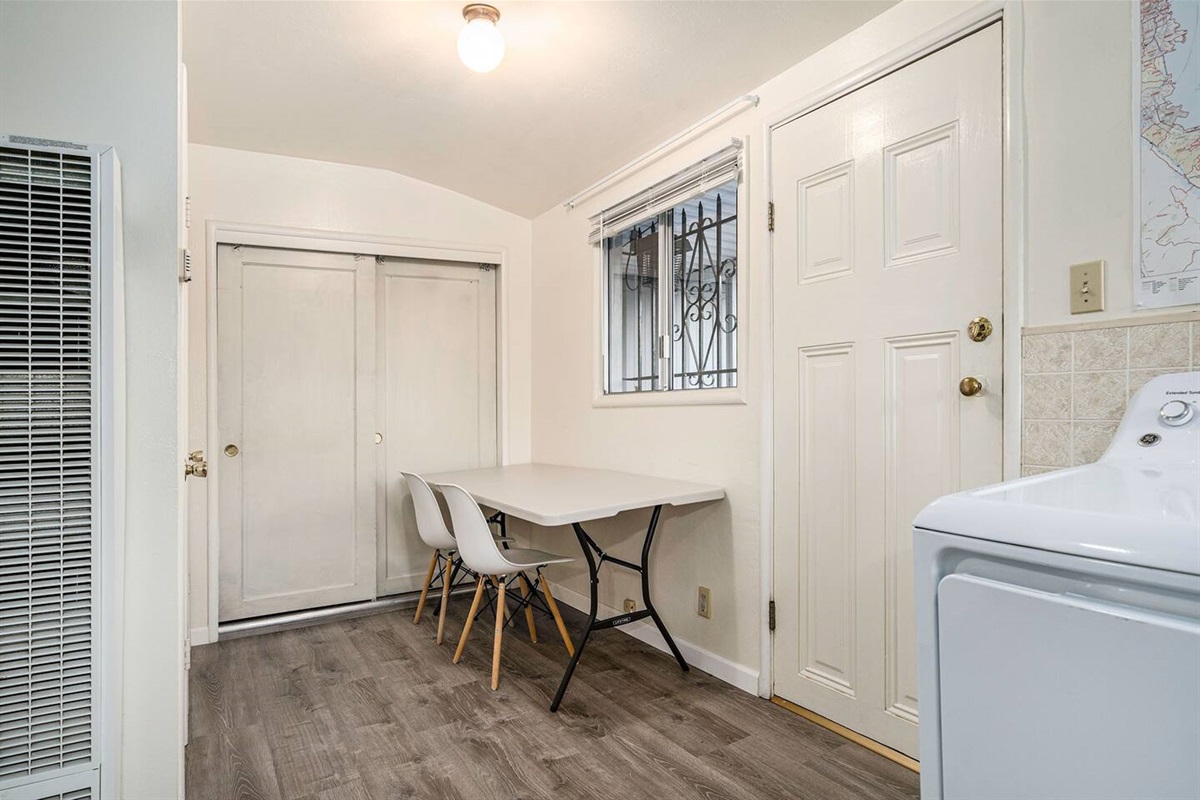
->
[915,463,1200,575]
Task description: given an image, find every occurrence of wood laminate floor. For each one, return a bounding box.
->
[186,600,919,800]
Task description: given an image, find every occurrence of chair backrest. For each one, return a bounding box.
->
[401,472,457,550]
[438,483,515,576]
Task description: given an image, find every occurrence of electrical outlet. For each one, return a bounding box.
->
[697,586,712,619]
[623,598,636,613]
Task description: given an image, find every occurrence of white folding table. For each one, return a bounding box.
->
[423,463,725,711]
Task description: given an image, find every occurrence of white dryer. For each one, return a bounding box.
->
[914,371,1200,800]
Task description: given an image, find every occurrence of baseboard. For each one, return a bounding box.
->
[189,626,212,647]
[545,580,760,695]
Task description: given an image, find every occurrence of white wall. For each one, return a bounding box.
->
[0,1,183,797]
[1023,0,1198,326]
[528,0,1196,682]
[185,144,534,636]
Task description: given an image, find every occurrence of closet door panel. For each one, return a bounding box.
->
[217,245,376,621]
[377,260,497,596]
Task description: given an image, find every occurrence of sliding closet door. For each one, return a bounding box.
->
[376,259,497,596]
[216,245,376,621]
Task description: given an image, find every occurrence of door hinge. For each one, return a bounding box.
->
[768,599,776,632]
[178,248,192,284]
[479,263,496,272]
[767,201,775,233]
[184,450,207,479]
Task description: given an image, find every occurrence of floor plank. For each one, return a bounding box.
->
[186,603,919,800]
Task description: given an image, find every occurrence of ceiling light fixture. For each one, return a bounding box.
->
[458,4,505,73]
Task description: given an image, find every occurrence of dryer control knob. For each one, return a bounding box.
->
[1159,400,1194,427]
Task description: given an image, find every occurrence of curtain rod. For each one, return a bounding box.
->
[563,94,759,211]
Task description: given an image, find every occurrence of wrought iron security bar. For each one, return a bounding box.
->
[670,188,737,389]
[605,179,737,394]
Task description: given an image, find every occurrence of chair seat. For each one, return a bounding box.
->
[499,547,574,569]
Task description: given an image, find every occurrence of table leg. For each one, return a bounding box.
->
[641,505,689,673]
[548,506,688,711]
[549,522,598,712]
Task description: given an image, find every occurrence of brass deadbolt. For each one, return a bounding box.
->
[967,316,994,342]
[224,444,239,457]
[959,376,983,397]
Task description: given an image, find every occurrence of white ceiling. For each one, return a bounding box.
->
[183,1,896,218]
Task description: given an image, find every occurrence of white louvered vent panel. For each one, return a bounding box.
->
[0,145,95,783]
[13,789,93,800]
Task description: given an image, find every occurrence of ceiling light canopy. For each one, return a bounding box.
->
[458,4,504,73]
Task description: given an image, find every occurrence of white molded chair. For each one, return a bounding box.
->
[402,471,463,646]
[438,482,576,690]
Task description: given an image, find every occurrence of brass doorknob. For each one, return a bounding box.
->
[224,444,239,457]
[967,316,994,342]
[959,376,983,397]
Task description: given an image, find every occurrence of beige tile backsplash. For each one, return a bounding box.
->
[1021,319,1198,475]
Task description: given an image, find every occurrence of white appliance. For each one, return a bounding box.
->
[0,135,125,800]
[914,371,1200,800]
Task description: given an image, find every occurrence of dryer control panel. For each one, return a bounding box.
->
[1105,371,1200,465]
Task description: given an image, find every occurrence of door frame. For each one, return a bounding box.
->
[758,0,1026,699]
[202,220,510,641]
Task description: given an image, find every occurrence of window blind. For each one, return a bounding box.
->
[588,141,742,245]
[0,144,96,786]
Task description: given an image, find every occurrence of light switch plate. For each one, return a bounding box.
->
[1070,260,1105,314]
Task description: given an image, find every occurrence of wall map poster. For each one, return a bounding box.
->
[1137,0,1200,309]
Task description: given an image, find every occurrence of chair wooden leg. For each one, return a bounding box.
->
[491,578,506,690]
[541,578,575,657]
[489,576,512,625]
[413,549,440,624]
[435,556,454,645]
[518,574,537,644]
[453,576,487,664]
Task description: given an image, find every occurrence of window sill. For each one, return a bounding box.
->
[592,386,747,409]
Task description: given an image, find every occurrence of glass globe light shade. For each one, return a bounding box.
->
[458,16,505,73]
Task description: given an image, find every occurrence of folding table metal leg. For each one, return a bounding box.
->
[641,505,689,672]
[549,522,598,712]
[549,504,688,712]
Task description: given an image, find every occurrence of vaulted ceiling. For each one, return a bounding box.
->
[183,1,896,218]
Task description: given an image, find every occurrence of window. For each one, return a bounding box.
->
[601,175,740,395]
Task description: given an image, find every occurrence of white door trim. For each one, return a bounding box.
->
[757,0,1025,698]
[202,220,510,641]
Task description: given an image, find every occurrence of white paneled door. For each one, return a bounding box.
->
[771,25,1003,757]
[376,259,497,596]
[217,245,377,621]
